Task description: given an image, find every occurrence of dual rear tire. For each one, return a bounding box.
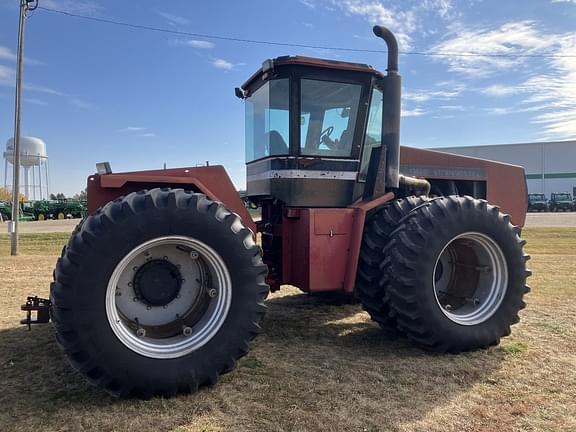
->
[357,195,530,352]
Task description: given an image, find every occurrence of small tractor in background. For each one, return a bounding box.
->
[25,26,530,398]
[527,193,548,212]
[549,192,573,212]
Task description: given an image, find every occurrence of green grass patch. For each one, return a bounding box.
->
[500,341,528,355]
[0,232,70,256]
[522,228,576,255]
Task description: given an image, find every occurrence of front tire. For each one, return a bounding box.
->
[356,196,429,330]
[51,189,268,398]
[383,196,530,352]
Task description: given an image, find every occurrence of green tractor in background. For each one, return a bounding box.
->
[0,201,11,221]
[31,199,86,220]
[0,201,35,222]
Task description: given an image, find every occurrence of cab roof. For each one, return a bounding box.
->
[241,55,384,92]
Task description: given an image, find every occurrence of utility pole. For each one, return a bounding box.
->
[10,0,36,256]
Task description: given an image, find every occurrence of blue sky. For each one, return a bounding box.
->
[1,0,575,196]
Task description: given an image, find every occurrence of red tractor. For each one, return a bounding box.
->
[36,26,529,398]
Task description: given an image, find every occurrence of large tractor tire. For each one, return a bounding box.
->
[50,188,269,398]
[356,196,429,330]
[383,196,530,352]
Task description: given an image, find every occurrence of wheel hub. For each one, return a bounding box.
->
[133,260,182,307]
[106,236,232,359]
[433,232,508,326]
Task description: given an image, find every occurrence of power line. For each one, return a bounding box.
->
[37,6,576,59]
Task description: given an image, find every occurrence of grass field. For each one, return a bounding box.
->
[0,228,575,432]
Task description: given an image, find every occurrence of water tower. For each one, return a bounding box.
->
[3,136,50,200]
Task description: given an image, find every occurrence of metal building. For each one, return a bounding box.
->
[434,140,576,198]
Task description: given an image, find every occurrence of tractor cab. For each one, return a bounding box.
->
[238,28,402,207]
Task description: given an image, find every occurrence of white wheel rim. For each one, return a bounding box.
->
[106,236,232,359]
[433,232,508,326]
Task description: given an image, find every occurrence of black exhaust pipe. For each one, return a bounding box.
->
[370,25,401,196]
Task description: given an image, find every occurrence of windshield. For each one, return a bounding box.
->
[245,79,290,162]
[553,193,571,201]
[300,79,362,157]
[529,194,546,201]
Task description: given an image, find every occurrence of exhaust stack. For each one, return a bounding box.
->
[370,25,401,196]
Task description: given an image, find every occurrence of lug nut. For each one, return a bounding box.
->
[133,266,138,271]
[182,326,193,336]
[136,328,146,338]
[190,250,199,260]
[208,288,217,298]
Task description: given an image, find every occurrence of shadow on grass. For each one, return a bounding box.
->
[0,291,506,431]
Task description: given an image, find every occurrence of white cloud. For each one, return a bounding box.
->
[404,88,462,103]
[156,11,190,26]
[299,0,317,8]
[119,126,146,132]
[0,46,43,65]
[402,107,425,117]
[182,40,215,49]
[484,107,515,115]
[481,84,523,97]
[302,0,456,49]
[430,21,576,139]
[24,84,67,96]
[118,127,157,138]
[0,64,14,83]
[430,21,557,77]
[336,0,417,48]
[439,105,465,111]
[41,0,101,15]
[25,98,48,106]
[0,46,16,62]
[523,34,576,138]
[213,58,235,71]
[69,98,95,109]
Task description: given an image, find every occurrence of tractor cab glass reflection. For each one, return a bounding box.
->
[245,79,290,162]
[300,79,362,158]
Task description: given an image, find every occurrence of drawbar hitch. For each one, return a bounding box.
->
[20,296,51,330]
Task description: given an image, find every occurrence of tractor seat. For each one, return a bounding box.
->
[268,130,289,155]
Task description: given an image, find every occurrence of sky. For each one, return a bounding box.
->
[0,0,575,196]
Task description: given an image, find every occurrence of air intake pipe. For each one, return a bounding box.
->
[371,25,401,195]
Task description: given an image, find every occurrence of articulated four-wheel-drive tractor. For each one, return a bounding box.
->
[23,26,530,398]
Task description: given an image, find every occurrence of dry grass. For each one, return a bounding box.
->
[0,229,575,432]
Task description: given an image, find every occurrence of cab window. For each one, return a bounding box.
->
[300,79,362,157]
[245,79,290,162]
[358,88,383,182]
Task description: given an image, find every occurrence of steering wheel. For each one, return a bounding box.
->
[320,126,334,141]
[320,126,335,148]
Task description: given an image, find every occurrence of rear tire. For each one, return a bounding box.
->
[51,188,268,398]
[356,196,428,330]
[383,196,530,352]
